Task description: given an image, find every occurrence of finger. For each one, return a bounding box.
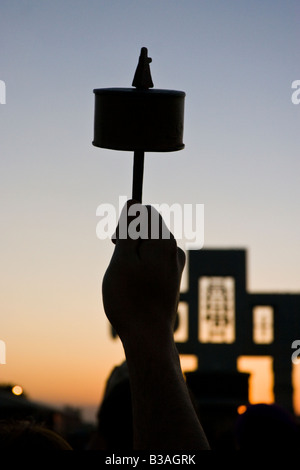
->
[112,199,139,246]
[145,205,174,241]
[114,202,173,243]
[135,205,178,261]
[113,201,178,261]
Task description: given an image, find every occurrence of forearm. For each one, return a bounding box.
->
[123,330,210,450]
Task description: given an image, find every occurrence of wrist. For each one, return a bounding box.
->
[121,323,175,358]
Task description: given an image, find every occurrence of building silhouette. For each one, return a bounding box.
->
[176,248,300,414]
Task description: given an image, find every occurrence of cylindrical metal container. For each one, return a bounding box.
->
[93,88,185,152]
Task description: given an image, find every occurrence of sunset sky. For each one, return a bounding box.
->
[1,1,300,421]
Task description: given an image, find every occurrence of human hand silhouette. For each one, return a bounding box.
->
[102,199,185,346]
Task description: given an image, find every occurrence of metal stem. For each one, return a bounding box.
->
[132,150,145,203]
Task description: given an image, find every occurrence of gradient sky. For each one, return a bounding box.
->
[1,1,299,421]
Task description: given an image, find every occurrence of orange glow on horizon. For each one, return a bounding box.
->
[2,346,300,419]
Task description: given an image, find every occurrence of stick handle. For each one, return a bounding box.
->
[132,150,145,203]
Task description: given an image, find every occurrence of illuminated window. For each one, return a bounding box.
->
[174,301,188,343]
[237,355,274,405]
[253,306,274,344]
[292,362,300,415]
[180,354,198,374]
[199,276,235,343]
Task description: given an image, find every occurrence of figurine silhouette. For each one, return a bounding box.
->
[132,47,154,89]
